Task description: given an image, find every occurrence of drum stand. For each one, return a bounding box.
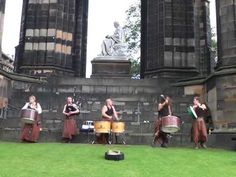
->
[111,132,126,144]
[91,132,112,145]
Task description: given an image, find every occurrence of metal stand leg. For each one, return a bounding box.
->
[112,133,126,144]
[91,132,97,144]
[108,132,112,144]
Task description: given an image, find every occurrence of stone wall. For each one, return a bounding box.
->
[0,76,196,146]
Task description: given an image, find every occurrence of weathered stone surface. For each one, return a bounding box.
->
[91,57,131,78]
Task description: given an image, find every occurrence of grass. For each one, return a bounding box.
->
[0,142,235,177]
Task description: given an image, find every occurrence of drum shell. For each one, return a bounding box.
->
[94,121,111,133]
[111,122,125,133]
[21,109,38,124]
[161,116,180,133]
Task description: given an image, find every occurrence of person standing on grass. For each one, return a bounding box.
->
[20,95,42,143]
[152,95,172,148]
[191,96,208,149]
[96,98,119,144]
[62,97,80,143]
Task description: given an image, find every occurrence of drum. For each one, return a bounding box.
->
[94,121,111,133]
[111,122,125,133]
[187,106,197,119]
[161,116,180,133]
[21,109,38,124]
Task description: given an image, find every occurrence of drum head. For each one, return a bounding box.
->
[161,126,179,133]
[21,118,34,124]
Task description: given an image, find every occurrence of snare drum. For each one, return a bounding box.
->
[21,109,38,124]
[187,106,197,119]
[94,121,111,133]
[111,122,125,133]
[161,116,180,133]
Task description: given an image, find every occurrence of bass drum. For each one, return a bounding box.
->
[21,109,38,124]
[94,121,111,133]
[161,116,180,133]
[111,122,125,133]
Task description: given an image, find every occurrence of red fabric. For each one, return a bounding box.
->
[191,118,207,144]
[63,116,77,140]
[20,123,40,142]
[153,118,168,144]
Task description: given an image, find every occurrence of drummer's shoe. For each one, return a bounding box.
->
[151,141,156,148]
[200,143,207,149]
[161,143,168,148]
[194,144,199,149]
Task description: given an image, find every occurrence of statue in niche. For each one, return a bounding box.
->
[100,21,127,57]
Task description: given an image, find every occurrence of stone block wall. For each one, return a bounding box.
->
[0,76,196,145]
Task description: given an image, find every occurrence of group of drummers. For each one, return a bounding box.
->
[152,95,211,149]
[20,94,211,149]
[20,96,125,144]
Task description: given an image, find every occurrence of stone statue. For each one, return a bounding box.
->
[101,21,127,56]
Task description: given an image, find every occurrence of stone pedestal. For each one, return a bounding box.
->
[91,56,131,78]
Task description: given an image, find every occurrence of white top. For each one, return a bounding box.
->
[22,102,42,114]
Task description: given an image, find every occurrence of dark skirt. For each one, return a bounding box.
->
[20,123,40,142]
[191,118,207,144]
[153,118,168,144]
[63,116,77,140]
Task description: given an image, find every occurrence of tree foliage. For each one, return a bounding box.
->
[123,1,141,79]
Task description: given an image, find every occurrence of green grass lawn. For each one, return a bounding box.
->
[0,142,235,177]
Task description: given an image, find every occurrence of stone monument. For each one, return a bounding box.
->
[91,21,131,78]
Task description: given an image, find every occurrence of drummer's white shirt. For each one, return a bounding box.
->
[22,102,42,114]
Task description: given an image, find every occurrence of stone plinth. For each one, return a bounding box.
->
[91,56,131,78]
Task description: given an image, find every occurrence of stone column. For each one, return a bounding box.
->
[0,0,6,59]
[141,0,199,79]
[206,0,236,130]
[216,0,236,69]
[16,0,88,77]
[194,0,212,76]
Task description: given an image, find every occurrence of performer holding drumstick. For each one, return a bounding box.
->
[152,94,172,148]
[20,95,42,143]
[96,98,119,144]
[191,96,208,149]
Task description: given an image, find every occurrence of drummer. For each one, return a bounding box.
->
[191,96,208,149]
[20,95,42,143]
[62,97,80,143]
[97,98,119,144]
[152,94,172,148]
